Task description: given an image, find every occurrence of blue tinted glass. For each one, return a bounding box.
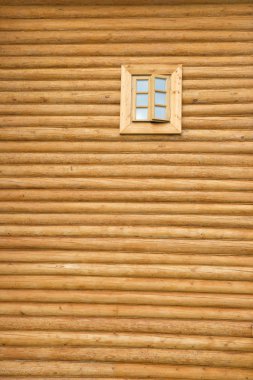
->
[155,92,166,105]
[155,106,166,119]
[155,78,166,91]
[136,79,149,92]
[136,94,148,107]
[136,108,148,120]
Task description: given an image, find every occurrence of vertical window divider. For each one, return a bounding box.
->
[150,74,155,121]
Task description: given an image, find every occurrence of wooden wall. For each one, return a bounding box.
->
[0,0,253,378]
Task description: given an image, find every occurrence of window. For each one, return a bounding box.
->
[132,75,170,122]
[120,65,182,134]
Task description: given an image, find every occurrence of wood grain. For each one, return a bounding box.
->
[0,2,252,378]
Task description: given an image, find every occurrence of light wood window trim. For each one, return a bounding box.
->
[120,64,182,135]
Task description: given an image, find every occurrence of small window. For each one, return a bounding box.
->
[120,65,182,134]
[132,75,170,123]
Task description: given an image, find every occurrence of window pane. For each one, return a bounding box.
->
[155,78,166,91]
[136,108,148,120]
[155,92,166,105]
[155,106,166,119]
[136,79,149,92]
[136,94,148,107]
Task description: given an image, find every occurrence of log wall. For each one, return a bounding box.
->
[0,0,252,378]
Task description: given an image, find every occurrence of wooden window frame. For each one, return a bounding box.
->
[120,64,182,134]
[132,75,151,122]
[151,74,170,122]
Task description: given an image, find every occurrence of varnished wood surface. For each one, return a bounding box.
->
[0,1,252,378]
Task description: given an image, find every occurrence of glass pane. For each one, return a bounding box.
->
[155,78,166,91]
[136,79,149,93]
[136,108,148,120]
[136,94,148,107]
[155,106,166,119]
[155,92,166,105]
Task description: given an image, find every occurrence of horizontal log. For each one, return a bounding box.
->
[0,153,253,166]
[1,360,253,379]
[0,68,119,80]
[0,330,252,352]
[0,90,119,104]
[1,225,253,241]
[0,261,252,280]
[0,165,253,183]
[0,79,252,92]
[0,104,119,116]
[0,4,252,18]
[1,42,253,56]
[0,116,253,130]
[0,127,253,142]
[1,30,253,44]
[1,188,253,205]
[0,104,252,116]
[0,346,253,369]
[185,79,253,89]
[1,117,253,132]
[1,153,253,166]
[0,115,119,127]
[184,89,253,104]
[184,103,253,116]
[1,213,253,229]
[0,316,251,337]
[1,250,253,267]
[0,89,252,105]
[0,275,252,294]
[1,290,253,308]
[0,302,253,321]
[1,127,253,141]
[0,17,252,31]
[0,237,252,254]
[0,91,120,104]
[0,67,252,80]
[1,178,253,192]
[0,165,253,180]
[1,56,252,68]
[0,202,252,216]
[0,80,120,91]
[185,66,253,78]
[0,190,252,204]
[0,0,251,4]
[183,117,253,129]
[0,141,252,154]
